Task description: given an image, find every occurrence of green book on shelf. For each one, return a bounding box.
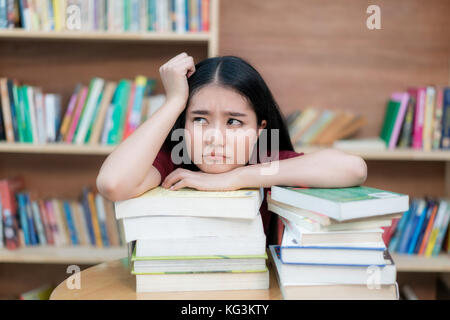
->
[123,0,130,31]
[380,99,401,146]
[73,78,95,141]
[12,84,25,143]
[20,86,33,143]
[107,80,130,145]
[271,185,409,221]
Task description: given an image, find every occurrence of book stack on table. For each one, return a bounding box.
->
[114,187,270,293]
[267,185,410,300]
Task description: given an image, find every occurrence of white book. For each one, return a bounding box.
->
[114,187,263,220]
[34,90,47,144]
[281,217,386,247]
[122,213,264,242]
[175,0,186,33]
[135,270,269,293]
[280,228,386,266]
[44,94,55,143]
[333,137,387,150]
[136,234,267,257]
[269,245,396,286]
[74,78,105,145]
[271,185,409,221]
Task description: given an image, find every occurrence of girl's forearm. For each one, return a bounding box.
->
[234,149,367,189]
[97,98,185,192]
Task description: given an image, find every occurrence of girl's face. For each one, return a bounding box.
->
[184,84,267,174]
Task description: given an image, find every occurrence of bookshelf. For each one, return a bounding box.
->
[0,1,220,271]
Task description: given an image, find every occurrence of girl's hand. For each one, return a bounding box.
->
[159,52,196,107]
[161,168,242,192]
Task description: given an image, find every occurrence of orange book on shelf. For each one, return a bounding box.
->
[87,191,103,248]
[317,112,356,145]
[418,203,439,255]
[332,115,368,141]
[310,110,345,145]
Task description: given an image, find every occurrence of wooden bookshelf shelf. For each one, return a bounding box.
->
[0,29,212,43]
[1,142,450,161]
[297,146,450,161]
[0,246,127,264]
[392,253,450,273]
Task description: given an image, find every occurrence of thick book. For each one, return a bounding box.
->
[280,216,386,247]
[269,245,396,285]
[268,193,398,232]
[132,247,268,274]
[122,212,264,243]
[115,187,263,220]
[280,228,386,266]
[134,269,270,293]
[270,185,409,221]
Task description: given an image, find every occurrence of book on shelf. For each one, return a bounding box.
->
[0,75,164,146]
[0,177,126,250]
[267,184,403,299]
[0,0,210,33]
[332,137,387,151]
[286,107,367,147]
[270,185,409,221]
[387,197,450,257]
[380,86,450,151]
[114,186,270,293]
[114,186,263,220]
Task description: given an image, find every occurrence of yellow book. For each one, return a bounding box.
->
[87,191,103,248]
[89,82,117,145]
[425,228,439,257]
[53,0,61,31]
[422,86,436,151]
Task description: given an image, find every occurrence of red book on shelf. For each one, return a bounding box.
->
[382,217,400,246]
[0,177,25,250]
[201,0,210,32]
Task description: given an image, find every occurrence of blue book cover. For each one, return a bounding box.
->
[397,199,423,253]
[197,0,202,31]
[81,187,96,246]
[407,199,431,254]
[413,200,435,254]
[440,88,450,149]
[63,201,79,245]
[24,194,38,245]
[16,193,30,246]
[185,0,189,31]
[388,200,415,252]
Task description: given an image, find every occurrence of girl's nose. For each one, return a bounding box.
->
[204,126,225,146]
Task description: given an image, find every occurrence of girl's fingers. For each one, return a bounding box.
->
[172,57,196,77]
[170,179,189,191]
[166,52,188,66]
[162,169,190,188]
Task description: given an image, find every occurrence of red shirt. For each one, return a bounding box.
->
[152,147,305,244]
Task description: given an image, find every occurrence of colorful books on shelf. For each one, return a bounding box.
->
[268,185,407,300]
[0,0,210,33]
[0,177,125,250]
[0,75,165,146]
[114,186,270,293]
[286,108,367,147]
[387,197,450,257]
[381,86,450,151]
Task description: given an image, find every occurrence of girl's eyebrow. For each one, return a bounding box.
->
[190,110,248,117]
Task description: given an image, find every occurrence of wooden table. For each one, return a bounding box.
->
[50,258,282,300]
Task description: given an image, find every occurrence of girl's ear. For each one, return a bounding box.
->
[257,120,267,137]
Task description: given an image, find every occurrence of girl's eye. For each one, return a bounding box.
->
[193,117,207,124]
[227,119,243,126]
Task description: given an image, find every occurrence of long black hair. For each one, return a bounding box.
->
[162,55,294,170]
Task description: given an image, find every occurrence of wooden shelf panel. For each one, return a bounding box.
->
[1,142,450,161]
[0,246,127,264]
[392,253,450,272]
[0,29,211,42]
[297,146,450,161]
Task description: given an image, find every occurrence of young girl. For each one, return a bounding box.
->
[96,52,367,244]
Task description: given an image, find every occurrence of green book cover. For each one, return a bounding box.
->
[380,100,401,145]
[107,80,128,145]
[84,90,104,143]
[20,86,33,143]
[123,0,130,31]
[115,80,131,143]
[73,78,95,141]
[147,0,156,31]
[282,186,404,203]
[12,84,24,143]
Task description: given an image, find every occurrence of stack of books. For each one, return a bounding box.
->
[114,187,270,293]
[267,185,409,300]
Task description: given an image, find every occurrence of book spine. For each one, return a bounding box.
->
[24,194,38,245]
[432,88,444,150]
[94,193,110,247]
[425,200,448,256]
[412,88,426,149]
[440,88,450,149]
[81,188,96,246]
[31,201,47,245]
[39,200,54,245]
[87,191,103,248]
[422,86,436,151]
[418,202,439,255]
[65,86,88,143]
[431,201,450,256]
[0,78,14,142]
[407,199,430,254]
[389,92,409,149]
[58,84,80,142]
[63,200,79,245]
[201,0,209,31]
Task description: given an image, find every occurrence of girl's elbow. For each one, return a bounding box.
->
[352,156,367,185]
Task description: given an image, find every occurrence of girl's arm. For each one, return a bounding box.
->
[235,148,367,189]
[96,53,196,201]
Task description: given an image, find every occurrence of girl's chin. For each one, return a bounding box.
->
[197,163,241,174]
